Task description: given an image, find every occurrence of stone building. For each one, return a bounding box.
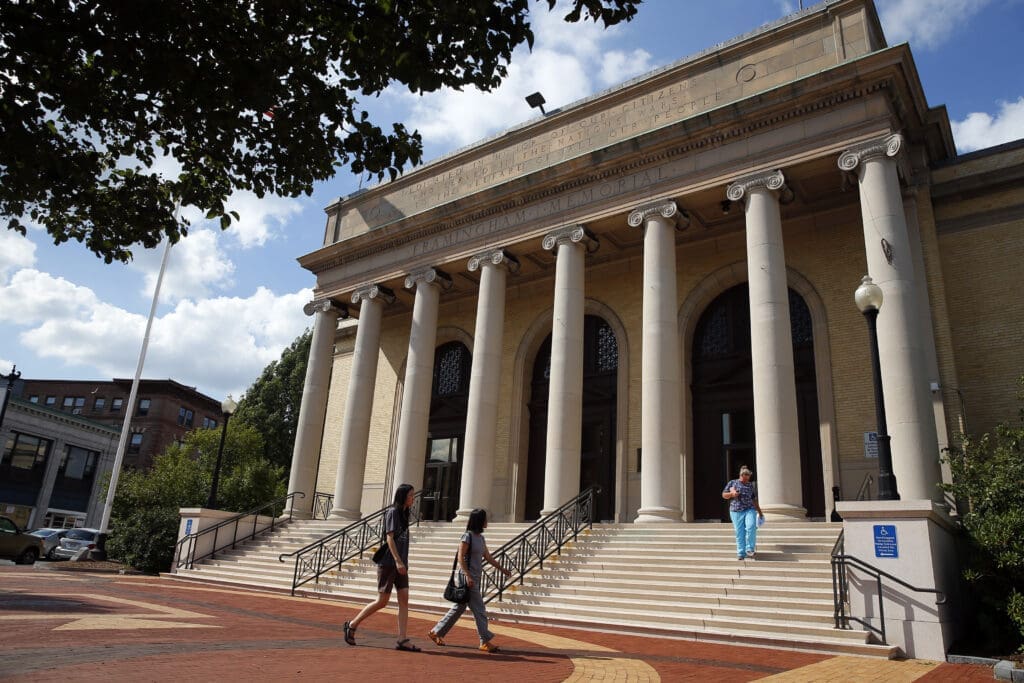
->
[284,0,1023,527]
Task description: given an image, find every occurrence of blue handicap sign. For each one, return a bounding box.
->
[873,524,898,559]
[185,518,193,535]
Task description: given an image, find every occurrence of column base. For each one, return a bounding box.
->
[761,503,807,521]
[634,507,682,523]
[330,508,362,521]
[453,508,477,523]
[287,509,314,521]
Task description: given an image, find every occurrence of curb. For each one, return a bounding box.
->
[995,660,1024,682]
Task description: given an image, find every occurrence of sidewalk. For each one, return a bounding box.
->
[0,566,992,682]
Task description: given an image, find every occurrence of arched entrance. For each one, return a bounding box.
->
[525,315,618,521]
[691,284,824,520]
[421,341,470,522]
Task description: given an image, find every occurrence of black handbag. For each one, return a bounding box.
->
[443,540,471,604]
[371,543,389,565]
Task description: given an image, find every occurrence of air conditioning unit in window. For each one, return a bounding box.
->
[72,408,83,415]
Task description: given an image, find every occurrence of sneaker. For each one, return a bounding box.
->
[746,550,756,558]
[479,640,500,653]
[737,556,745,560]
[427,630,446,646]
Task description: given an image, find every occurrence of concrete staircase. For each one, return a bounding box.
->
[168,518,896,658]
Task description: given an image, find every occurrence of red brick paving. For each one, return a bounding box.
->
[0,566,994,682]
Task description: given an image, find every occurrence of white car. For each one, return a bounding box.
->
[28,528,70,560]
[52,528,106,561]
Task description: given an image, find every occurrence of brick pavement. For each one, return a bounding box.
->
[0,567,993,682]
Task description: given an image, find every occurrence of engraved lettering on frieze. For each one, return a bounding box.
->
[351,284,396,306]
[627,200,690,230]
[404,267,453,291]
[468,249,521,274]
[837,133,904,172]
[726,169,786,202]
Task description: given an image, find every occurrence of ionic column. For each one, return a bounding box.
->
[330,285,395,520]
[629,200,687,523]
[727,170,805,519]
[839,134,942,502]
[455,249,519,520]
[286,299,347,517]
[392,267,451,492]
[541,226,598,515]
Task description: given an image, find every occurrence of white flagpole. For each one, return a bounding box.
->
[99,204,178,533]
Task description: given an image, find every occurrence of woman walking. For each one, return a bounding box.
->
[343,483,421,651]
[722,465,764,560]
[427,508,511,652]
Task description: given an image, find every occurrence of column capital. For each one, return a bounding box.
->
[468,248,521,274]
[837,133,904,173]
[627,199,690,230]
[302,298,349,318]
[542,224,599,253]
[726,169,786,202]
[351,284,395,306]
[404,267,452,291]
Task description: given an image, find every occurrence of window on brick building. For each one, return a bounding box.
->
[177,407,194,428]
[137,398,151,416]
[111,398,123,412]
[93,397,106,410]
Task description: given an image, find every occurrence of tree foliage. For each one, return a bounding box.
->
[942,376,1024,654]
[106,421,285,573]
[233,329,311,472]
[1,0,640,262]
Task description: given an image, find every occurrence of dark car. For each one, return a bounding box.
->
[0,515,45,564]
[28,528,71,560]
[52,528,107,561]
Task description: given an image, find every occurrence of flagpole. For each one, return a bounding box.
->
[99,203,179,534]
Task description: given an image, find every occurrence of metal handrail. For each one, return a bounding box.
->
[478,486,599,604]
[175,491,304,570]
[312,492,334,520]
[856,473,874,501]
[278,491,423,595]
[830,529,946,644]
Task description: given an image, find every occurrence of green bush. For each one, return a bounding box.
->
[106,421,286,573]
[942,376,1024,654]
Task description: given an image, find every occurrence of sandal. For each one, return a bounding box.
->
[396,638,421,652]
[343,621,356,646]
[427,630,446,646]
[479,640,500,653]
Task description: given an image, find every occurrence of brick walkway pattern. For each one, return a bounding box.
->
[0,567,993,682]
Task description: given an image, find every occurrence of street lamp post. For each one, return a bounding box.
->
[855,275,900,500]
[0,365,21,432]
[206,395,238,509]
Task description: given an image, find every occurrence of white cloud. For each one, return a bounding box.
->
[599,49,654,88]
[0,269,312,398]
[952,97,1024,153]
[878,0,991,49]
[223,191,307,249]
[0,359,14,375]
[129,229,235,303]
[0,229,37,283]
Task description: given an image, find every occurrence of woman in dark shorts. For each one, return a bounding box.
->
[343,483,420,651]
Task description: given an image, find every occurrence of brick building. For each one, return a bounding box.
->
[1,378,223,528]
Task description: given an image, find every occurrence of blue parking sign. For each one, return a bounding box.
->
[873,524,898,558]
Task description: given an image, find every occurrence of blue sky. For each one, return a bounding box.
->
[2,0,1022,402]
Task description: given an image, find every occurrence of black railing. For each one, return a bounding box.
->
[278,492,423,595]
[312,492,334,520]
[479,486,599,604]
[830,530,946,645]
[175,491,304,571]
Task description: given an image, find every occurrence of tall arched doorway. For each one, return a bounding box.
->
[691,284,824,520]
[525,315,618,521]
[422,341,470,522]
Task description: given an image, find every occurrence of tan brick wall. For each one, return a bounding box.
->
[937,213,1024,437]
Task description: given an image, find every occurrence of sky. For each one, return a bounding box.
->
[2,0,1022,402]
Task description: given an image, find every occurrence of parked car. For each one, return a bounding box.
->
[52,528,107,561]
[0,515,45,564]
[28,528,71,560]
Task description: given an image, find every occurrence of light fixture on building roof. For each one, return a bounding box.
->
[525,91,547,115]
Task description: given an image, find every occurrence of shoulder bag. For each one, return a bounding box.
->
[443,538,471,604]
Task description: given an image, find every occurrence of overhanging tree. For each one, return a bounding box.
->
[1,0,640,263]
